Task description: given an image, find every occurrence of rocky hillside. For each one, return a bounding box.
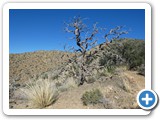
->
[9,39,145,109]
[10,50,72,83]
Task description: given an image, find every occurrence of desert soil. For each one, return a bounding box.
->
[10,70,144,109]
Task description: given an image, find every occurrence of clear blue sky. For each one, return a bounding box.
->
[9,9,145,53]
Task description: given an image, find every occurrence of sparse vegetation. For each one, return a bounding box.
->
[9,39,145,109]
[22,79,59,108]
[51,74,59,80]
[138,64,145,76]
[9,16,145,109]
[99,39,145,74]
[9,51,73,85]
[63,16,128,86]
[42,73,48,79]
[122,79,131,92]
[81,89,103,106]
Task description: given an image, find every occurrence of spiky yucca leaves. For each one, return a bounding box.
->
[22,79,58,108]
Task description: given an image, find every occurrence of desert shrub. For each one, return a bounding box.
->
[99,41,125,69]
[97,68,110,77]
[138,64,145,76]
[81,89,103,106]
[99,52,122,73]
[51,74,59,80]
[56,78,78,92]
[65,77,78,88]
[122,40,145,70]
[55,82,62,87]
[22,79,58,108]
[86,76,96,83]
[57,85,68,92]
[86,55,97,65]
[42,73,48,79]
[99,39,145,72]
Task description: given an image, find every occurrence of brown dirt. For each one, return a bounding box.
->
[46,70,144,109]
[10,69,144,109]
[10,51,72,84]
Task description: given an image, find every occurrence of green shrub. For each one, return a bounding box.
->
[81,89,103,106]
[122,40,145,70]
[99,50,122,73]
[99,39,145,72]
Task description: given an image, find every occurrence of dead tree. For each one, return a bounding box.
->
[104,26,128,43]
[64,16,99,85]
[63,16,128,86]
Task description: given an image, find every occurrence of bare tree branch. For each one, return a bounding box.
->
[62,16,128,86]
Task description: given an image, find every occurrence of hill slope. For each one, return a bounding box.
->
[10,50,72,83]
[9,39,145,109]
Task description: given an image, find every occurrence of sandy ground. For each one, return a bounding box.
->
[9,70,144,109]
[47,70,144,109]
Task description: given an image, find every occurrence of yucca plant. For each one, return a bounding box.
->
[22,79,58,108]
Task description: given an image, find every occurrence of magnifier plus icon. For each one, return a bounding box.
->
[137,89,158,110]
[142,93,153,105]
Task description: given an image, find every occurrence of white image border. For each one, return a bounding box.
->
[3,3,151,115]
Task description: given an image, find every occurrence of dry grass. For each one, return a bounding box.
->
[122,78,131,92]
[22,79,58,108]
[56,77,78,92]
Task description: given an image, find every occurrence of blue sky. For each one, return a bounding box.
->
[9,9,145,53]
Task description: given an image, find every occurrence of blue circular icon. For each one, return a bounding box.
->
[137,89,158,110]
